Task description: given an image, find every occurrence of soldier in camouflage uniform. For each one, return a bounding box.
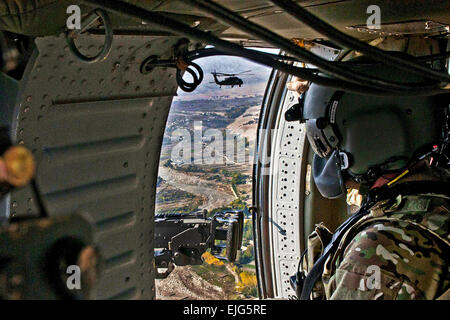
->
[291,60,450,300]
[322,166,449,300]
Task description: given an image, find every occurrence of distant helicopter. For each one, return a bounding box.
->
[211,70,253,88]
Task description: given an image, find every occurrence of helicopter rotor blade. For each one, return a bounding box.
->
[236,70,252,75]
[211,70,254,76]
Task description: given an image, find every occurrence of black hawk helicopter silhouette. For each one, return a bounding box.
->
[211,70,253,88]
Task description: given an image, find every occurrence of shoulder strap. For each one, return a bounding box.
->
[299,207,368,299]
[299,181,450,300]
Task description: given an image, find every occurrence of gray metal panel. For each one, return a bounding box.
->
[9,34,181,299]
[219,0,450,43]
[267,47,339,299]
[268,85,305,299]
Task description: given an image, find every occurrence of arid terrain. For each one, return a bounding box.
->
[156,96,262,214]
[154,96,261,299]
[154,53,272,300]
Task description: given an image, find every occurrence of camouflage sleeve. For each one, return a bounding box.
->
[328,220,449,300]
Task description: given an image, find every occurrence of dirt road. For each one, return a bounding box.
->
[156,266,226,300]
[226,264,240,285]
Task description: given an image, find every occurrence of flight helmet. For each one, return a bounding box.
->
[299,60,448,199]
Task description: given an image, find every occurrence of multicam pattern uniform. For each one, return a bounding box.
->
[321,193,450,300]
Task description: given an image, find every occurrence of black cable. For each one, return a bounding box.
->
[81,0,444,96]
[147,48,318,92]
[77,0,371,94]
[140,56,204,92]
[176,62,204,92]
[269,0,450,84]
[186,47,300,63]
[142,49,291,92]
[176,68,196,92]
[185,47,448,79]
[184,0,445,95]
[195,47,449,97]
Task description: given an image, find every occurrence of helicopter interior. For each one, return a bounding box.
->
[0,0,448,300]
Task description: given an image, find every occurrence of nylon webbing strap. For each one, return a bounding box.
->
[299,207,368,300]
[299,181,450,300]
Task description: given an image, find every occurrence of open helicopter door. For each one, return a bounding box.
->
[0,32,185,299]
[252,45,348,299]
